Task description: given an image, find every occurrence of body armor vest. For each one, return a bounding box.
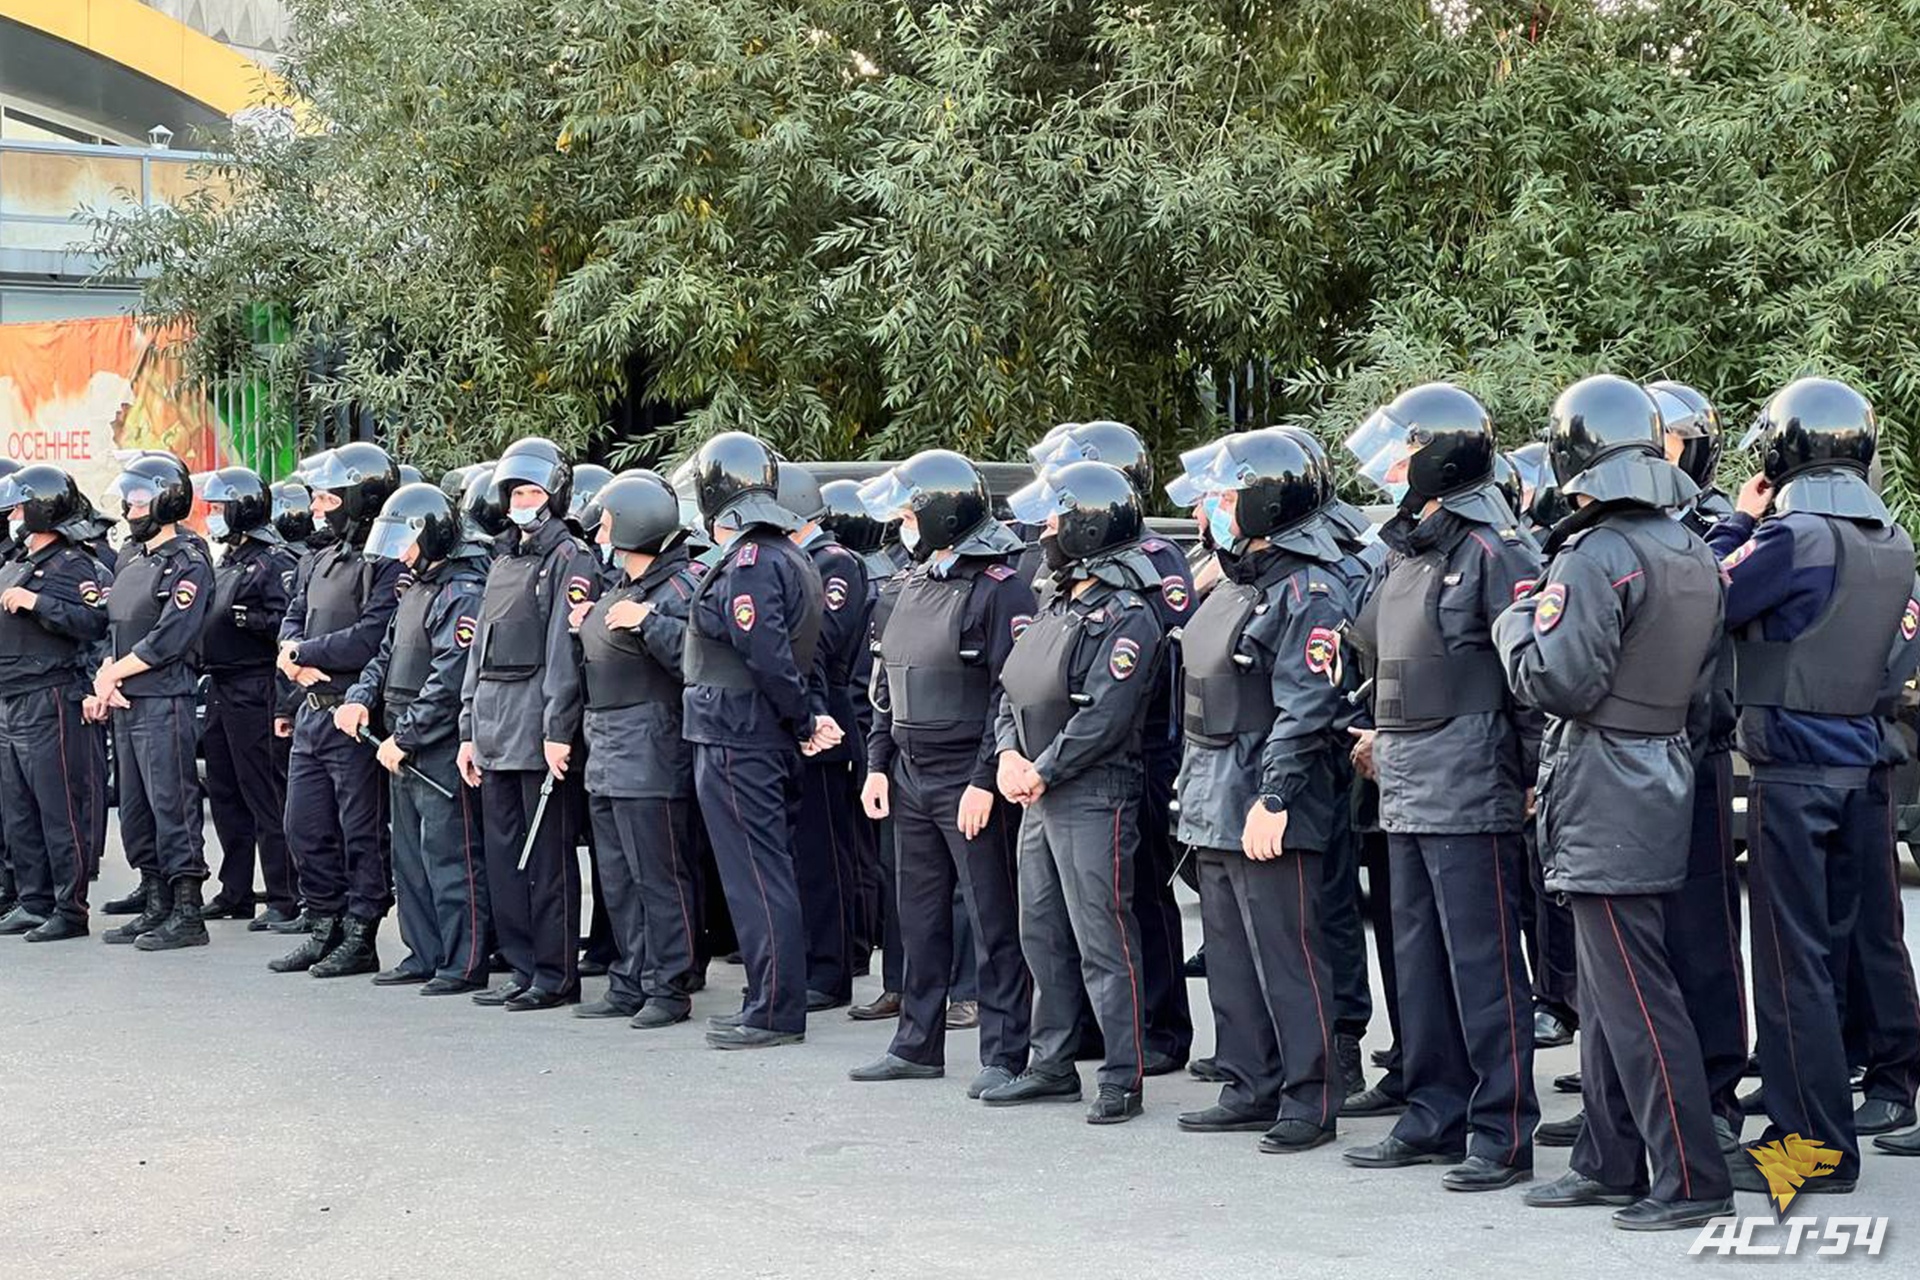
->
[303,545,374,679]
[1181,579,1277,747]
[1355,547,1507,730]
[580,578,681,710]
[880,569,992,727]
[475,550,550,681]
[383,578,438,707]
[107,550,166,660]
[998,605,1084,757]
[683,534,823,690]
[0,553,78,667]
[1580,516,1721,736]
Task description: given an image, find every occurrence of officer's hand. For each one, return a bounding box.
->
[457,741,482,788]
[375,736,407,775]
[82,695,108,723]
[1347,727,1377,780]
[1242,804,1288,861]
[105,685,131,711]
[956,785,995,839]
[1736,473,1773,520]
[273,717,293,739]
[333,703,370,738]
[543,740,571,780]
[91,670,118,707]
[604,599,651,630]
[861,772,891,820]
[996,751,1031,804]
[276,643,301,679]
[567,600,592,631]
[813,716,844,748]
[0,586,38,613]
[293,665,327,688]
[1525,787,1537,818]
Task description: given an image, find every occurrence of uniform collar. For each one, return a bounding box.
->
[25,535,71,565]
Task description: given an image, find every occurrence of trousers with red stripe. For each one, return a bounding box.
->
[1385,832,1538,1164]
[1018,767,1147,1092]
[1569,892,1732,1203]
[588,793,703,1016]
[696,745,808,1034]
[0,688,93,923]
[1842,765,1920,1112]
[390,739,490,985]
[1196,847,1338,1129]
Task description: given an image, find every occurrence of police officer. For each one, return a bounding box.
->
[1494,375,1733,1231]
[338,483,491,995]
[458,437,589,1011]
[1709,378,1915,1195]
[95,451,216,951]
[260,479,323,933]
[197,467,299,926]
[683,432,826,1050]
[272,444,404,976]
[847,450,1035,1093]
[775,462,868,1011]
[1342,383,1541,1189]
[984,461,1163,1123]
[1165,431,1350,1152]
[574,472,703,1027]
[0,465,109,940]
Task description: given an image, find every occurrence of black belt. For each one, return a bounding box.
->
[304,691,346,711]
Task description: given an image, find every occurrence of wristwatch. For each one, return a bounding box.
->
[1258,794,1285,814]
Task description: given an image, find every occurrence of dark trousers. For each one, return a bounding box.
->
[285,703,387,917]
[1021,769,1148,1091]
[480,768,579,996]
[1131,746,1192,1063]
[695,746,807,1033]
[793,758,859,1003]
[390,739,489,984]
[1521,829,1579,1025]
[1570,892,1733,1203]
[271,730,301,905]
[1198,847,1339,1128]
[1668,751,1749,1128]
[1386,831,1538,1165]
[1361,829,1406,1098]
[202,671,295,913]
[0,687,92,921]
[85,718,108,874]
[691,803,730,968]
[1321,762,1372,1039]
[589,792,701,1012]
[1747,778,1868,1178]
[116,694,208,883]
[1845,767,1920,1108]
[878,814,904,990]
[888,753,1031,1071]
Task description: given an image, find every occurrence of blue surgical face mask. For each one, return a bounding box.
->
[6,517,23,544]
[599,542,615,565]
[508,506,541,528]
[1203,494,1237,549]
[205,512,230,540]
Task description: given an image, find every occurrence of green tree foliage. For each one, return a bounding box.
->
[98,0,1920,518]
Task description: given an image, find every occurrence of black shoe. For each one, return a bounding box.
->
[1525,1171,1648,1208]
[1536,1113,1585,1148]
[848,992,902,1021]
[1743,1051,1761,1078]
[1533,1008,1574,1048]
[578,958,610,977]
[248,907,296,933]
[1142,1052,1186,1077]
[0,905,49,935]
[1177,1105,1276,1133]
[806,989,849,1013]
[1187,1056,1230,1083]
[471,982,528,1007]
[1342,1136,1464,1169]
[102,872,168,945]
[720,951,744,965]
[1341,1087,1408,1118]
[1714,1115,1740,1155]
[1553,1071,1582,1094]
[706,1025,804,1050]
[944,999,979,1029]
[505,987,578,1011]
[133,878,210,951]
[420,977,485,996]
[1443,1155,1531,1192]
[309,915,380,978]
[630,1003,689,1030]
[1872,1127,1920,1155]
[1855,1098,1918,1135]
[1335,1033,1366,1097]
[707,1009,746,1030]
[1730,1149,1855,1197]
[574,995,642,1019]
[848,1053,944,1082]
[1183,948,1207,978]
[267,914,342,971]
[1260,1119,1336,1154]
[198,897,254,921]
[101,887,145,915]
[968,1066,1016,1099]
[981,1070,1083,1107]
[24,915,87,943]
[266,910,313,935]
[1370,1048,1392,1069]
[1087,1084,1143,1125]
[1737,1085,1767,1115]
[1613,1196,1736,1232]
[371,966,431,987]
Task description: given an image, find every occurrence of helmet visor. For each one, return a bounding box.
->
[1736,418,1766,452]
[0,475,25,512]
[363,515,423,562]
[493,453,561,499]
[1026,432,1078,469]
[1006,475,1074,524]
[1508,448,1556,498]
[201,472,248,504]
[1345,407,1414,501]
[302,449,362,493]
[1165,441,1228,508]
[109,471,160,507]
[855,470,917,522]
[1650,387,1707,438]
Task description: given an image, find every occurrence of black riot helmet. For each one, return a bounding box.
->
[1646,380,1723,487]
[1750,377,1877,485]
[816,479,884,553]
[1008,460,1142,561]
[1547,374,1663,489]
[110,450,193,539]
[397,464,424,488]
[1509,442,1570,528]
[775,462,825,522]
[598,471,686,556]
[1493,452,1523,515]
[1201,430,1329,539]
[1349,383,1495,503]
[856,449,991,552]
[568,463,614,533]
[461,462,509,538]
[494,437,572,519]
[691,431,779,522]
[0,463,81,534]
[438,465,477,501]
[1033,419,1154,499]
[305,442,400,543]
[201,466,273,543]
[364,482,462,566]
[271,480,314,543]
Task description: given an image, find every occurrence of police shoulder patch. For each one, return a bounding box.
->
[1010,612,1033,642]
[1721,540,1758,571]
[984,564,1016,581]
[565,575,592,606]
[735,542,759,567]
[281,570,296,593]
[78,580,102,606]
[1305,626,1340,679]
[1534,581,1567,634]
[1142,538,1168,552]
[1160,575,1191,613]
[1109,635,1141,680]
[1512,577,1536,603]
[824,576,850,611]
[454,615,477,649]
[396,571,415,599]
[1904,599,1919,643]
[172,578,199,610]
[732,593,756,631]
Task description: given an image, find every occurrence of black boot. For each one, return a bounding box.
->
[268,914,343,973]
[310,915,380,979]
[1335,1032,1366,1097]
[135,879,211,951]
[102,873,168,945]
[101,885,146,915]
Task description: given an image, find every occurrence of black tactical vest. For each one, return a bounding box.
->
[1580,516,1722,736]
[580,579,681,710]
[475,549,550,682]
[0,553,78,667]
[683,534,823,690]
[107,549,167,660]
[1181,579,1276,747]
[880,569,992,727]
[1735,519,1916,717]
[1355,547,1508,730]
[998,604,1083,757]
[303,545,374,678]
[383,577,438,708]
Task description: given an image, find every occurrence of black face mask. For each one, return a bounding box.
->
[125,512,161,544]
[1039,531,1071,572]
[306,525,339,551]
[322,503,352,538]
